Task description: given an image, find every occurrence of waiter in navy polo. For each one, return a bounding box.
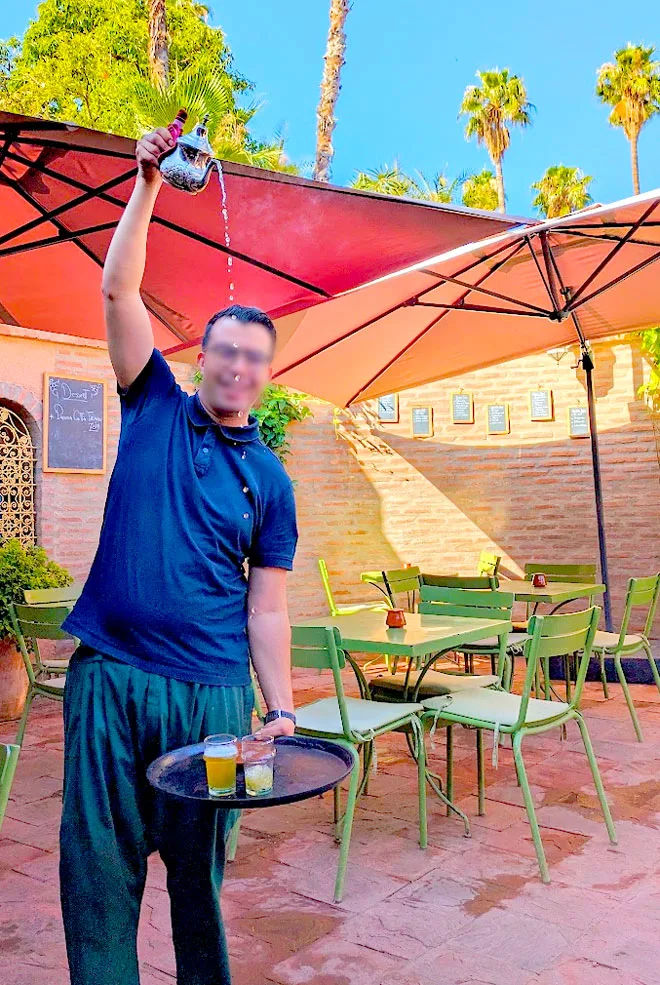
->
[60,125,298,985]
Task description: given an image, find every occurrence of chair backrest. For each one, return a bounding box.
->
[419,584,514,620]
[524,562,598,584]
[477,551,501,578]
[0,744,20,833]
[421,574,499,590]
[520,607,600,725]
[9,602,74,684]
[317,559,339,617]
[619,573,660,642]
[23,583,82,605]
[382,566,422,609]
[291,625,352,739]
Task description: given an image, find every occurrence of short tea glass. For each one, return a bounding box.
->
[203,734,238,796]
[241,734,275,796]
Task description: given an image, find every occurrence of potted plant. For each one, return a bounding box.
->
[0,539,72,722]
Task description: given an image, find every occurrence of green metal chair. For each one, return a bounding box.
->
[9,603,75,745]
[293,625,427,902]
[382,566,422,611]
[317,559,390,616]
[477,551,501,578]
[421,607,617,883]
[420,574,498,590]
[0,743,20,832]
[23,584,82,605]
[591,573,660,742]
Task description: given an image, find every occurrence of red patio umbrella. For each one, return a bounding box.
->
[0,111,523,350]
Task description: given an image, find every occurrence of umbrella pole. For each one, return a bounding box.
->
[579,344,613,631]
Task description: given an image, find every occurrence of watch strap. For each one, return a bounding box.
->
[264,709,296,725]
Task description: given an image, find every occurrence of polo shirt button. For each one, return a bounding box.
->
[243,486,249,493]
[202,447,209,454]
[243,513,249,520]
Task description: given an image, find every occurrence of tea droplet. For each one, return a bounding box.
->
[234,374,241,382]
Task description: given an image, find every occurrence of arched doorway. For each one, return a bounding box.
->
[0,404,36,545]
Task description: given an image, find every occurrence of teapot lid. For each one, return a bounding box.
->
[178,115,213,155]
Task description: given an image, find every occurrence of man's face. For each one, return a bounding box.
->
[196,316,273,414]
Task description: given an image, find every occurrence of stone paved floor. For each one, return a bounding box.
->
[2,659,660,985]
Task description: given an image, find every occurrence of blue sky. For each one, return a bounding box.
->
[2,1,660,216]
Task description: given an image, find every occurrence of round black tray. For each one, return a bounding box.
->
[146,735,354,809]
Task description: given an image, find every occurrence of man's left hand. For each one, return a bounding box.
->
[255,717,295,739]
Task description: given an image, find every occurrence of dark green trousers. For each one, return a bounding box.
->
[60,648,253,985]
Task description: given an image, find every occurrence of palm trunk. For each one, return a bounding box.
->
[630,131,640,196]
[148,0,169,89]
[313,0,351,183]
[494,157,506,213]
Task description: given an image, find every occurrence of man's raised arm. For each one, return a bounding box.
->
[102,128,175,389]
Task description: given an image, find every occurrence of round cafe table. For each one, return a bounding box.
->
[147,735,353,808]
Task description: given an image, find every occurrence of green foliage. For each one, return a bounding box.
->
[462,169,498,210]
[638,327,660,409]
[531,165,593,218]
[459,69,533,163]
[252,385,313,462]
[351,163,457,203]
[596,43,660,141]
[0,539,72,643]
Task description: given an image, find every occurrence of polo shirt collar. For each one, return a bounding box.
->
[186,392,260,443]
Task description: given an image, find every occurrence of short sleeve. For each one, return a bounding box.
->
[118,348,179,424]
[249,481,298,570]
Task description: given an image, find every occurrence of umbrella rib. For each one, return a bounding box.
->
[0,221,120,259]
[7,134,135,160]
[548,228,660,249]
[414,300,548,317]
[0,136,13,172]
[9,180,190,345]
[525,234,556,309]
[569,246,660,312]
[539,232,564,315]
[567,199,659,306]
[5,149,331,299]
[339,240,530,405]
[417,267,552,315]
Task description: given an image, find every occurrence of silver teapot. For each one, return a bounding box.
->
[159,115,218,195]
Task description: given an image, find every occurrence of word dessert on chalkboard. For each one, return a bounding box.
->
[44,375,107,473]
[529,389,554,422]
[451,391,474,424]
[568,406,590,439]
[411,406,433,437]
[487,403,510,435]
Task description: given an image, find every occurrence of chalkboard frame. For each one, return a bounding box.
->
[528,388,554,422]
[567,405,590,439]
[43,374,107,474]
[411,405,434,438]
[376,393,399,423]
[487,403,510,435]
[450,391,474,424]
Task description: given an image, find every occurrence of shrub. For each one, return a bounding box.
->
[0,539,72,643]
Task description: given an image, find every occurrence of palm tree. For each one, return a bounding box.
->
[313,0,351,182]
[531,165,593,218]
[596,44,660,195]
[148,0,169,87]
[459,69,532,212]
[351,165,456,202]
[462,169,498,210]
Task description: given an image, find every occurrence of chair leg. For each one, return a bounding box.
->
[563,654,572,703]
[333,744,361,903]
[614,653,643,742]
[15,689,35,747]
[226,812,241,862]
[574,713,617,845]
[642,640,660,694]
[512,732,549,884]
[598,651,609,699]
[446,725,454,817]
[412,720,428,849]
[543,656,551,700]
[333,784,341,840]
[476,729,485,816]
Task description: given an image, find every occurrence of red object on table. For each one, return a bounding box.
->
[386,608,407,628]
[532,572,547,588]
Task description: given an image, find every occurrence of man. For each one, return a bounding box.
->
[60,125,298,985]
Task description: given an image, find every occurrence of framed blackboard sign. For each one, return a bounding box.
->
[411,405,433,437]
[487,403,510,435]
[451,391,474,424]
[529,388,554,422]
[377,394,399,423]
[44,375,107,473]
[568,406,590,438]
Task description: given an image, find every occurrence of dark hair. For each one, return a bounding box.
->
[202,304,277,349]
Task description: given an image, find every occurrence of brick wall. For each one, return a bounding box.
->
[2,325,659,633]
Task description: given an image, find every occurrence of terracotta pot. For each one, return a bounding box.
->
[386,608,407,628]
[0,638,28,723]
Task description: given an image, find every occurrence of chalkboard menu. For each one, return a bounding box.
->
[377,394,399,423]
[529,388,554,422]
[568,406,590,438]
[451,391,474,424]
[44,375,107,473]
[487,403,510,435]
[411,406,433,437]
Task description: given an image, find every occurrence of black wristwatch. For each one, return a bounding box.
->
[263,709,296,726]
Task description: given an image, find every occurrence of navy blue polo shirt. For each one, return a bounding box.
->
[63,349,298,686]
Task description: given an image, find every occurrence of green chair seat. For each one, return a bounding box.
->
[422,688,569,726]
[296,696,423,736]
[36,677,67,695]
[335,601,390,616]
[41,658,71,672]
[462,632,528,651]
[593,631,644,651]
[370,669,500,699]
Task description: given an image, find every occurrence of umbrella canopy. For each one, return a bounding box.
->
[0,111,521,349]
[271,190,660,406]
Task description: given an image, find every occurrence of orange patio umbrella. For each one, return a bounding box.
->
[271,190,660,629]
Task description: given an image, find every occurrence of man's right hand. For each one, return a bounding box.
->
[136,128,175,183]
